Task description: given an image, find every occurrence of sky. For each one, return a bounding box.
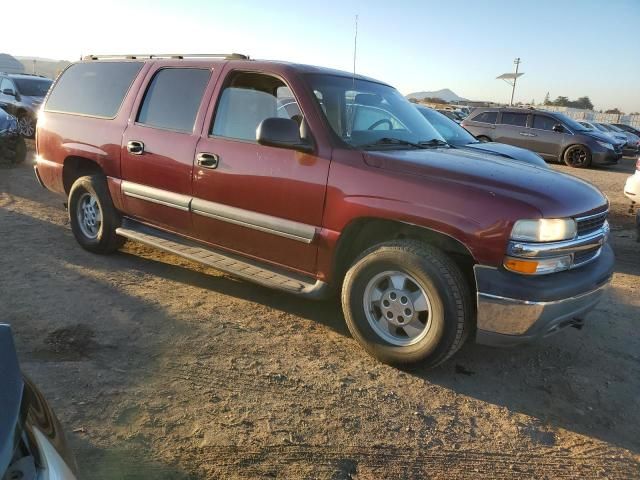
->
[6,0,640,112]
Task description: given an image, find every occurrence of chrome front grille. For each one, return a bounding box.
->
[576,210,608,237]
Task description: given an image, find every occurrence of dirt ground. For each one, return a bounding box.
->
[1,145,639,479]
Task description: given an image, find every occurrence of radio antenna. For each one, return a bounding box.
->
[352,14,358,88]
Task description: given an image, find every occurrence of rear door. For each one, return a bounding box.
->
[120,64,216,235]
[191,68,331,274]
[494,111,532,149]
[528,114,564,159]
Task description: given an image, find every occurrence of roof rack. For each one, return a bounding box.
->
[83,53,249,61]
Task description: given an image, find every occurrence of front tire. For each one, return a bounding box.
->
[68,175,125,254]
[341,240,472,368]
[17,113,35,138]
[563,144,592,168]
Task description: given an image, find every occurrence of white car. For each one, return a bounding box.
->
[624,157,640,239]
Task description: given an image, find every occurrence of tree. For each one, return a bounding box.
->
[549,95,593,110]
[574,96,594,110]
[543,92,551,105]
[604,108,621,114]
[552,96,570,106]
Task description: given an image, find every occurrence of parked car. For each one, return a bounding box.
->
[0,324,77,479]
[578,120,627,150]
[462,107,622,168]
[612,123,640,137]
[35,55,613,367]
[624,157,640,240]
[0,107,26,166]
[436,109,463,123]
[604,123,640,156]
[0,73,53,138]
[415,105,547,167]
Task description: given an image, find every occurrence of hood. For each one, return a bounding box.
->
[583,130,621,144]
[363,148,607,218]
[0,325,24,475]
[461,142,548,167]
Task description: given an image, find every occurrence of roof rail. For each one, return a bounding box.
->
[83,53,249,61]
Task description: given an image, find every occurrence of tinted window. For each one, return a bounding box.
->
[500,112,528,127]
[417,106,476,146]
[212,72,301,141]
[137,68,210,132]
[471,111,497,124]
[46,62,143,117]
[533,115,557,131]
[1,78,15,93]
[13,78,52,97]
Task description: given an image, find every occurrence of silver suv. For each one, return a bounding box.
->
[0,73,53,137]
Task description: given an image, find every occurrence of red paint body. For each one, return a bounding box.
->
[35,59,607,284]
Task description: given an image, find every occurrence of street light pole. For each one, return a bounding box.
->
[510,57,521,106]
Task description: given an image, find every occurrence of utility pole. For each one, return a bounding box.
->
[496,58,524,106]
[33,59,37,75]
[510,57,521,106]
[352,14,358,87]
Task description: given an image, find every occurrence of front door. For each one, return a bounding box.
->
[494,111,532,150]
[120,65,214,234]
[192,70,330,274]
[527,114,564,159]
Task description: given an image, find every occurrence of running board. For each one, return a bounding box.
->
[116,219,329,299]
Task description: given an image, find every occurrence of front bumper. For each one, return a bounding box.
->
[624,172,640,202]
[474,243,614,346]
[592,148,621,164]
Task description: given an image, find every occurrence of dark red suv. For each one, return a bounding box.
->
[34,54,613,367]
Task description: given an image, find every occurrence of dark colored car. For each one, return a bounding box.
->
[0,74,53,138]
[612,123,640,137]
[462,107,622,168]
[0,325,77,479]
[416,105,547,167]
[0,107,26,166]
[34,55,613,367]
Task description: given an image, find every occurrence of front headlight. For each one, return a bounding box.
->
[511,218,577,242]
[596,141,613,150]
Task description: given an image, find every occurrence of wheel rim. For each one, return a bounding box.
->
[568,147,587,166]
[363,270,432,346]
[76,192,102,239]
[18,116,34,137]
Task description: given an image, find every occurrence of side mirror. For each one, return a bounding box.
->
[2,88,15,97]
[256,117,312,152]
[552,123,565,133]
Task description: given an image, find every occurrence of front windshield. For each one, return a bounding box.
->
[552,112,589,132]
[306,74,445,148]
[13,78,53,97]
[608,124,624,132]
[416,106,476,146]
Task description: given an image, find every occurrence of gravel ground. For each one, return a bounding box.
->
[1,146,639,479]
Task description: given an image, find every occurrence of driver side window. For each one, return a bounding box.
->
[352,105,403,131]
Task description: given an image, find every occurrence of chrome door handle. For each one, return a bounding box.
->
[127,140,144,155]
[196,152,219,169]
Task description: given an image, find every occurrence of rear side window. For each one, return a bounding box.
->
[45,62,143,118]
[470,111,497,124]
[500,112,528,127]
[532,115,557,131]
[137,68,210,133]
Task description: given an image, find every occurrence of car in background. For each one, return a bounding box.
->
[0,107,26,166]
[462,107,622,168]
[416,105,547,167]
[604,123,640,155]
[578,120,627,147]
[623,157,640,241]
[612,123,640,137]
[436,109,464,123]
[0,73,53,138]
[0,324,78,480]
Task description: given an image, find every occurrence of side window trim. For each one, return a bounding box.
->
[134,66,211,134]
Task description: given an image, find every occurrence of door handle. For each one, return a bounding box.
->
[196,152,219,169]
[127,140,144,155]
[519,132,536,137]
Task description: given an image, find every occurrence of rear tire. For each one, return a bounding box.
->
[17,113,35,138]
[341,240,472,368]
[68,175,125,254]
[563,144,592,168]
[476,135,491,143]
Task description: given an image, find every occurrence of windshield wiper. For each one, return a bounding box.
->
[360,137,449,150]
[417,139,449,148]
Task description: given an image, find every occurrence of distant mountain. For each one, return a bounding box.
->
[15,56,71,79]
[406,89,467,103]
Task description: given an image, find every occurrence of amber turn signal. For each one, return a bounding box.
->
[504,257,539,275]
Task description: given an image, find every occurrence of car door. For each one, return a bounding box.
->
[527,114,565,159]
[494,111,532,149]
[192,69,330,274]
[120,64,215,235]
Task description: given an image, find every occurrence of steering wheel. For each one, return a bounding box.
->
[367,119,393,130]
